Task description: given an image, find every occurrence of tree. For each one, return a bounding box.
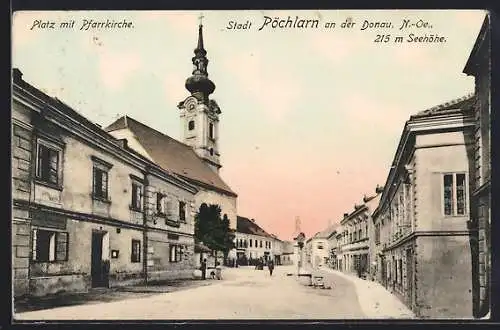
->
[219,214,235,265]
[194,203,234,264]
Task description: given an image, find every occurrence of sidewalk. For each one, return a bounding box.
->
[316,267,416,319]
[14,277,215,314]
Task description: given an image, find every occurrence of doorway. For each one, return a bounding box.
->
[91,231,109,288]
[381,255,386,288]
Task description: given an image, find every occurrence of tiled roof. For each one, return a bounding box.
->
[236,216,273,238]
[105,116,236,197]
[410,94,475,119]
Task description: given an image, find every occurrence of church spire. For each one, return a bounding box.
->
[195,22,206,56]
[185,15,215,100]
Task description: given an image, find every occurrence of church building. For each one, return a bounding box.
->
[105,23,238,231]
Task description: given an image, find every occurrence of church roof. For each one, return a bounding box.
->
[236,216,273,238]
[105,115,237,197]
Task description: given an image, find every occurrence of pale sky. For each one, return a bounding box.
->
[12,10,486,241]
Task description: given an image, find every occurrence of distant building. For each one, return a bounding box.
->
[373,95,475,318]
[270,234,283,265]
[234,216,274,265]
[305,226,337,269]
[281,241,295,265]
[326,228,339,269]
[462,14,491,319]
[339,191,380,278]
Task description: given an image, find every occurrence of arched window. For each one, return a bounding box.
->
[188,120,195,130]
[209,148,214,156]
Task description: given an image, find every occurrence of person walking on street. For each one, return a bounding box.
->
[201,258,207,280]
[267,259,275,276]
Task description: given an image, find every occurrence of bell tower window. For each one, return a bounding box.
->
[209,148,214,156]
[188,120,195,131]
[209,123,214,140]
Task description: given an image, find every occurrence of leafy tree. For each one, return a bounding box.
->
[194,203,235,264]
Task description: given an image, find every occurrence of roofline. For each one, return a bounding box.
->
[105,114,236,196]
[373,99,475,218]
[13,69,200,195]
[179,174,237,197]
[463,13,490,75]
[236,215,274,238]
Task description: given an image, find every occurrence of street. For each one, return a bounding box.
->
[15,265,414,320]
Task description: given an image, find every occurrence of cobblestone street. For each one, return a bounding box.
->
[15,266,414,320]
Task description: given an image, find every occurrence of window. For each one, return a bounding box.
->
[398,259,403,284]
[244,240,248,248]
[209,148,214,156]
[249,239,252,247]
[375,224,381,245]
[156,193,165,214]
[260,240,262,248]
[188,120,195,131]
[131,183,142,211]
[170,244,183,262]
[209,123,214,140]
[92,167,109,200]
[131,240,141,263]
[317,244,324,250]
[32,229,68,262]
[456,174,466,215]
[36,143,60,185]
[255,239,257,247]
[179,201,186,221]
[443,173,467,216]
[358,229,362,240]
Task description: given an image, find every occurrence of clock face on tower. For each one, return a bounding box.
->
[184,97,197,112]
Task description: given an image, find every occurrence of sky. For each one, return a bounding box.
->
[12,9,486,241]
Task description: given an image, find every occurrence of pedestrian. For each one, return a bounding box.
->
[267,259,275,276]
[201,258,207,280]
[215,261,222,280]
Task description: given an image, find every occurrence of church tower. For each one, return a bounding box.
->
[178,18,222,173]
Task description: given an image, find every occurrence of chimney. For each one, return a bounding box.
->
[343,213,349,218]
[375,184,384,194]
[13,68,23,81]
[251,218,255,223]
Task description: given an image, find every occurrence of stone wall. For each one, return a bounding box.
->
[147,230,196,282]
[415,235,472,318]
[12,121,33,298]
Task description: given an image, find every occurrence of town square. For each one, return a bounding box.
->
[11,9,490,320]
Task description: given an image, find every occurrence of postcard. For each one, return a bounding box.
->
[11,9,491,321]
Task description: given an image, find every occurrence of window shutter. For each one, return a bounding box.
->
[36,145,44,178]
[48,233,56,262]
[56,232,68,261]
[32,229,38,261]
[49,149,59,184]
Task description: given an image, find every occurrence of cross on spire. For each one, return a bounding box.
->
[198,13,204,26]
